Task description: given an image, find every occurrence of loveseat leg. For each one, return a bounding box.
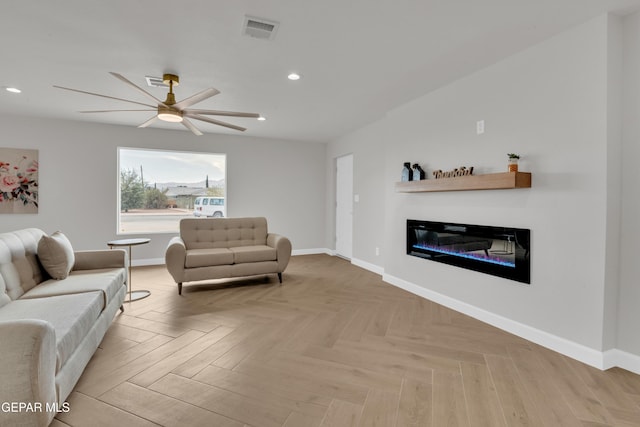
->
[178,283,182,295]
[120,305,124,313]
[278,272,282,284]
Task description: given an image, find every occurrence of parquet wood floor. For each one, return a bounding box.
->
[53,255,640,427]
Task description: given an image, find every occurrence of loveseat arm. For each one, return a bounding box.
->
[165,236,187,283]
[267,233,292,272]
[73,249,126,271]
[0,319,57,427]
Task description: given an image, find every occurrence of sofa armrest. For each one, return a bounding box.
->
[165,236,187,283]
[73,249,127,271]
[0,319,57,427]
[267,233,292,272]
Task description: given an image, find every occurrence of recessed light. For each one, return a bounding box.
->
[257,116,266,121]
[5,87,21,93]
[287,73,301,81]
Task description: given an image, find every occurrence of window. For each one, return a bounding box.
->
[117,148,226,234]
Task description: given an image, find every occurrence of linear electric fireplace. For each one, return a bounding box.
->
[407,219,530,284]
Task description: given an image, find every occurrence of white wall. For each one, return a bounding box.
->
[329,14,632,366]
[619,11,640,358]
[603,14,623,353]
[0,115,327,262]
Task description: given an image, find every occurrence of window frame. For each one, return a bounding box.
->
[117,147,227,235]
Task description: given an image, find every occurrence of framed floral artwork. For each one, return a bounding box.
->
[0,148,38,214]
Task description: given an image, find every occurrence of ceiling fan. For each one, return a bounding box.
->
[53,72,260,135]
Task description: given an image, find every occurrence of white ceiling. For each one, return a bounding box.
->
[2,0,639,143]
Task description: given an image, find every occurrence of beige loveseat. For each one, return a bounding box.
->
[165,217,292,295]
[0,228,127,427]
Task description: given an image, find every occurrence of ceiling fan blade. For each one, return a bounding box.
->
[173,88,220,110]
[109,72,167,107]
[181,118,203,136]
[53,85,155,108]
[184,113,247,132]
[183,108,260,118]
[138,116,158,128]
[79,109,155,113]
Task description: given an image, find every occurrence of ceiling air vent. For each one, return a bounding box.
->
[145,76,168,88]
[242,15,279,40]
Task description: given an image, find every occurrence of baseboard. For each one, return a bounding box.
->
[603,349,640,375]
[293,248,334,256]
[382,272,608,371]
[348,261,640,374]
[351,257,384,275]
[132,257,164,267]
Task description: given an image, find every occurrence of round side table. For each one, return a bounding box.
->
[107,238,151,302]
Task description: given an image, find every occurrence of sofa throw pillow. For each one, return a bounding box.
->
[38,231,75,280]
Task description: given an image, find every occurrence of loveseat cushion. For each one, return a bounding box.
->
[0,292,103,371]
[231,245,277,264]
[20,267,126,309]
[185,248,233,268]
[181,217,268,250]
[37,231,75,280]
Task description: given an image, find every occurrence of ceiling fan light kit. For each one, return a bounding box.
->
[54,72,260,135]
[157,107,183,123]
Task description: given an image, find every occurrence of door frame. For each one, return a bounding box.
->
[335,153,353,259]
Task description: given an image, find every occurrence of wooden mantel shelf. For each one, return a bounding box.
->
[395,171,531,193]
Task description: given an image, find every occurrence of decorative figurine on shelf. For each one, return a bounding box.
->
[411,164,426,181]
[507,153,520,172]
[433,166,474,179]
[401,162,412,181]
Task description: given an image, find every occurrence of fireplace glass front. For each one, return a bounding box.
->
[407,219,530,284]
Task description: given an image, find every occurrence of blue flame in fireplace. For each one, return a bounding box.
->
[413,244,515,268]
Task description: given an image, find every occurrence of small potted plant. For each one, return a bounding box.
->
[507,153,520,172]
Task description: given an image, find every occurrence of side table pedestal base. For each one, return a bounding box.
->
[127,290,151,302]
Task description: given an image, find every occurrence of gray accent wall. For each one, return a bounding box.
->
[0,116,327,261]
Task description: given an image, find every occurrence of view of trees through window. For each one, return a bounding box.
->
[118,148,226,234]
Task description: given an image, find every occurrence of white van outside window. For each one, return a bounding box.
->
[193,197,226,217]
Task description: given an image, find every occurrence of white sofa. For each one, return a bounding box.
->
[165,217,292,295]
[0,228,127,427]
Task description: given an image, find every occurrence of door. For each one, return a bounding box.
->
[335,154,353,259]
